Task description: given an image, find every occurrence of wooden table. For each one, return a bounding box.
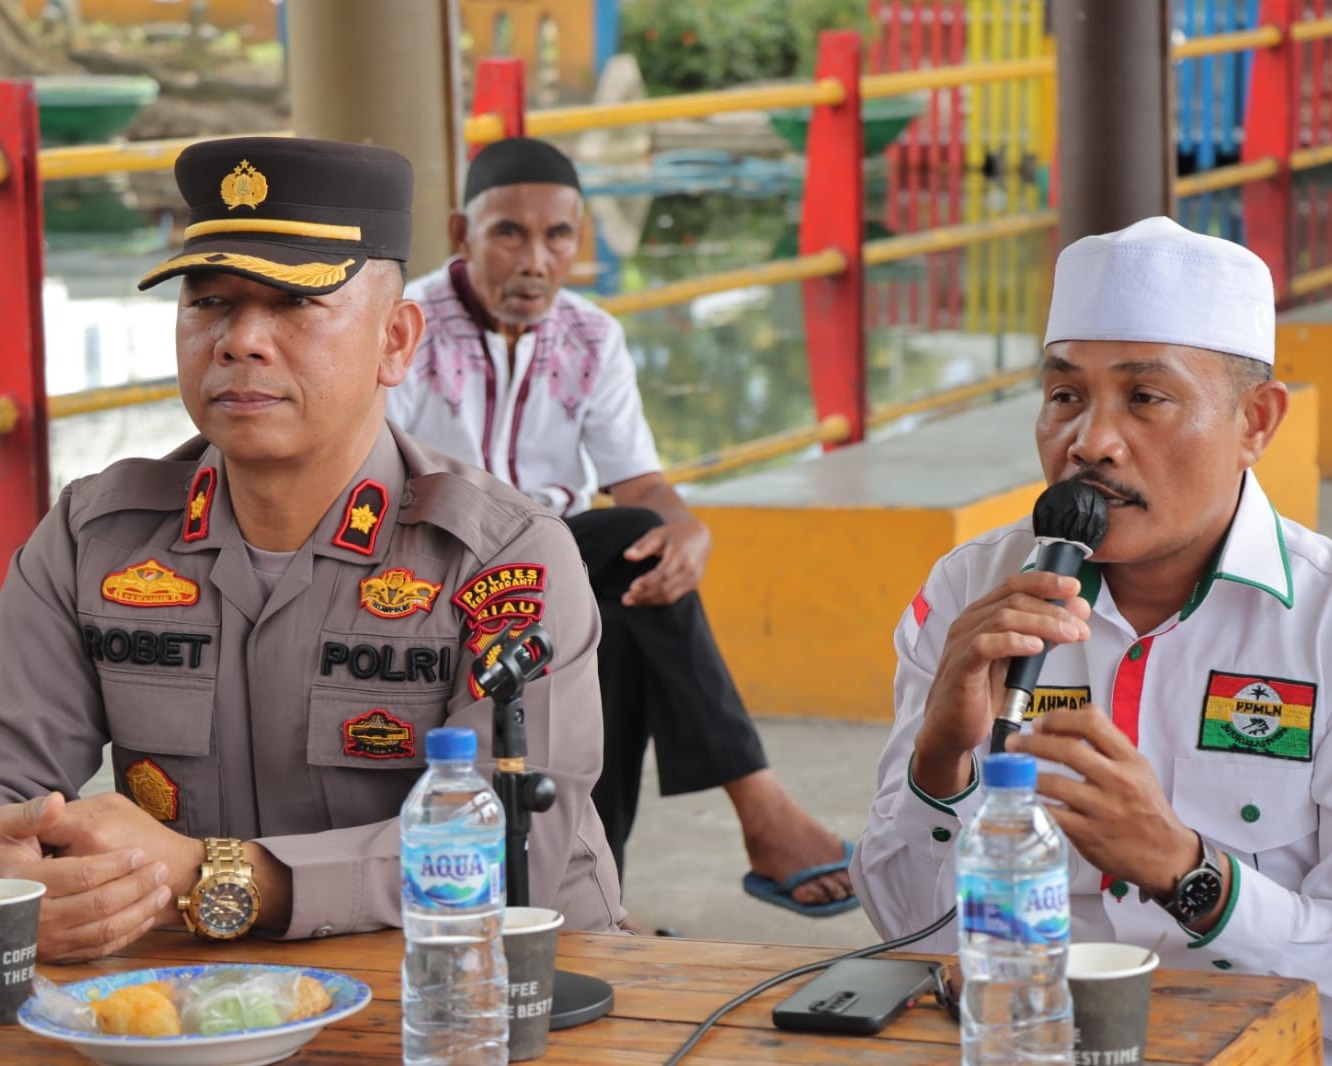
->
[1,929,1322,1064]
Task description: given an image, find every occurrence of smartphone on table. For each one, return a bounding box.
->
[772,956,941,1035]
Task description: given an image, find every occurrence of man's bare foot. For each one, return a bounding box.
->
[725,770,855,908]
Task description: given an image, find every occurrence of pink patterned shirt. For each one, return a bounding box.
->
[389,260,661,516]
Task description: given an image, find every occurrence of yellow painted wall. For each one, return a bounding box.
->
[695,384,1319,725]
[1276,323,1332,477]
[19,0,279,38]
[459,0,595,94]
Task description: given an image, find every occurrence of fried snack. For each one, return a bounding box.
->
[90,982,182,1037]
[288,975,333,1021]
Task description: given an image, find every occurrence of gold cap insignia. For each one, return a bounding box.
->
[102,558,200,608]
[360,567,443,619]
[126,758,180,821]
[220,159,269,210]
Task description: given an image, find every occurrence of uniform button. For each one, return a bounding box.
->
[1127,643,1145,661]
[1108,880,1129,900]
[931,827,952,843]
[1213,959,1233,970]
[313,924,334,938]
[1241,804,1260,823]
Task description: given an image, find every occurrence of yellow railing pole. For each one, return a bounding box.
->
[596,250,846,318]
[1289,263,1332,298]
[1172,25,1283,59]
[47,380,181,421]
[519,79,845,139]
[867,367,1038,430]
[0,395,18,436]
[861,55,1056,99]
[1289,17,1332,42]
[665,414,851,485]
[864,210,1058,266]
[39,131,293,182]
[1291,144,1332,172]
[1175,156,1281,197]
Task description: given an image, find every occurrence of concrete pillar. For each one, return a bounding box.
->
[285,0,460,278]
[1052,0,1173,249]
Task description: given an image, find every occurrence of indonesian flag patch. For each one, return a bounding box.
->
[1199,671,1316,762]
[902,585,930,649]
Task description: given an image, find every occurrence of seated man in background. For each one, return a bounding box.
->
[387,136,856,917]
[0,135,623,961]
[852,217,1332,1035]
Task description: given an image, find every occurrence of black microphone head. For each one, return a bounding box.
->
[1032,479,1109,550]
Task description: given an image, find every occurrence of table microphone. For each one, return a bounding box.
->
[990,479,1109,753]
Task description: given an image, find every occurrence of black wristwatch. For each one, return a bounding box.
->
[1142,833,1224,924]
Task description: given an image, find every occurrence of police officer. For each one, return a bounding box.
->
[0,136,623,961]
[852,217,1332,1042]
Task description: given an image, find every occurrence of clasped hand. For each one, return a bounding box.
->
[0,792,200,961]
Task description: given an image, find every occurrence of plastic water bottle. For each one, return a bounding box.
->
[956,753,1074,1065]
[400,727,508,1065]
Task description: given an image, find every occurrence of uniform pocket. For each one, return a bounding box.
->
[1173,755,1316,854]
[101,673,215,756]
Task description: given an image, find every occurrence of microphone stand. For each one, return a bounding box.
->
[471,620,615,1031]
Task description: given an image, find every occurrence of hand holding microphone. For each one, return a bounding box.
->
[989,479,1108,752]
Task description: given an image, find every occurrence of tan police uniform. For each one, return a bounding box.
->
[0,422,624,936]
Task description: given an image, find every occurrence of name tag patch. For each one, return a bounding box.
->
[1199,671,1316,762]
[1027,686,1092,720]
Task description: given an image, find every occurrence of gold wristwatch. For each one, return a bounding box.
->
[177,837,261,940]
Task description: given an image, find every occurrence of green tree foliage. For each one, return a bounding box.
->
[620,0,873,96]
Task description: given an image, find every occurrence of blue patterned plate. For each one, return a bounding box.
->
[17,963,372,1066]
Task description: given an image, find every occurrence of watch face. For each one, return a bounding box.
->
[1174,870,1223,921]
[198,875,259,938]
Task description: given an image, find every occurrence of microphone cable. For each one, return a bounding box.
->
[662,905,958,1065]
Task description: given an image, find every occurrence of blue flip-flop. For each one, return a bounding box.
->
[742,840,861,918]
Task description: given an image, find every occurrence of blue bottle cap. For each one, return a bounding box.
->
[981,752,1037,788]
[425,726,477,762]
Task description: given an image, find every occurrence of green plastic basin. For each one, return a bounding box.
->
[32,75,160,145]
[770,94,927,158]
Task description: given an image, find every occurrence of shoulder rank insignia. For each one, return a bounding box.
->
[183,466,216,542]
[359,567,443,619]
[102,558,200,608]
[343,708,415,759]
[333,479,388,556]
[452,564,548,699]
[220,159,268,210]
[125,758,179,821]
[1199,672,1316,762]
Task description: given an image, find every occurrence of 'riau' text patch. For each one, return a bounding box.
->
[452,564,547,699]
[1026,686,1092,720]
[1199,671,1316,761]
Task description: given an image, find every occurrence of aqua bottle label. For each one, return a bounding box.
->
[402,840,505,909]
[958,869,1070,944]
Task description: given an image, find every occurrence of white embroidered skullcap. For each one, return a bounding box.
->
[1044,216,1275,365]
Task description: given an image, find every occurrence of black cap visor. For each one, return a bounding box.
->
[138,236,369,295]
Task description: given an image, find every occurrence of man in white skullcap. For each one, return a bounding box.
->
[852,217,1332,1038]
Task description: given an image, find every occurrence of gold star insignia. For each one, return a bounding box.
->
[349,504,379,534]
[189,492,207,520]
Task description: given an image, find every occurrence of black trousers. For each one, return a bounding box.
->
[566,507,768,876]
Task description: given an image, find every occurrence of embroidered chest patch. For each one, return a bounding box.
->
[1199,671,1316,761]
[359,567,443,619]
[1027,686,1092,720]
[102,559,199,608]
[343,708,416,759]
[125,758,179,821]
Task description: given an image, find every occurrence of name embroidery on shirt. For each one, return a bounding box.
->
[452,564,547,699]
[101,559,200,608]
[1198,671,1316,761]
[359,567,443,619]
[1028,687,1092,720]
[342,708,416,759]
[125,758,179,821]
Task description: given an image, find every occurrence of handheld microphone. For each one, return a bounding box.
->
[990,479,1108,753]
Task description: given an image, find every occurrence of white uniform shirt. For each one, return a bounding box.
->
[851,471,1332,1039]
[388,260,661,516]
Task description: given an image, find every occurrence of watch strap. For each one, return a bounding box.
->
[1140,833,1222,921]
[177,836,258,939]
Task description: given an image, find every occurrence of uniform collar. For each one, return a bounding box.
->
[1040,471,1293,618]
[171,426,406,565]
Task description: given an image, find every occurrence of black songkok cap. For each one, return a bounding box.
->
[139,136,413,295]
[463,136,582,204]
